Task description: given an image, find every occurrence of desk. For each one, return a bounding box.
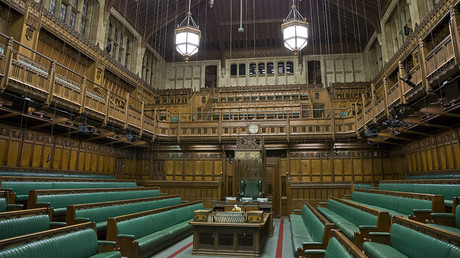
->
[189,213,272,257]
[211,201,272,213]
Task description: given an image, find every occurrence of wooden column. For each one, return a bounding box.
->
[370,83,376,124]
[103,89,110,126]
[44,60,56,106]
[139,101,145,138]
[398,61,407,104]
[79,77,87,114]
[418,40,433,93]
[354,103,360,138]
[382,78,390,118]
[124,93,130,129]
[361,94,368,131]
[0,37,14,93]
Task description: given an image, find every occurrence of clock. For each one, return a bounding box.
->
[248,124,259,134]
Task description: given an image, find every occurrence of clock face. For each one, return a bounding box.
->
[249,124,259,134]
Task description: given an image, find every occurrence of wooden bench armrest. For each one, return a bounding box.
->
[302,249,326,258]
[6,204,23,211]
[343,195,352,200]
[292,209,302,214]
[49,222,66,228]
[318,202,327,208]
[368,232,391,245]
[430,213,456,227]
[98,240,117,253]
[74,217,90,223]
[116,234,138,258]
[409,209,433,223]
[302,241,325,250]
[354,225,379,249]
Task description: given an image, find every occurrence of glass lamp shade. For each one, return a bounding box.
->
[175,26,201,62]
[281,19,309,55]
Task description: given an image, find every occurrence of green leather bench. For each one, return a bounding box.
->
[67,195,183,231]
[317,197,390,248]
[0,171,115,179]
[407,174,460,180]
[290,202,334,257]
[349,189,445,222]
[379,183,460,207]
[300,229,368,258]
[429,197,460,235]
[363,216,460,258]
[107,201,204,258]
[0,208,65,240]
[0,222,120,258]
[29,188,160,216]
[1,181,137,201]
[0,190,22,212]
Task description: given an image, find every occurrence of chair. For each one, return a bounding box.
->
[239,180,262,201]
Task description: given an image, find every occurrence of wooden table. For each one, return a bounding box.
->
[211,201,272,213]
[189,213,272,257]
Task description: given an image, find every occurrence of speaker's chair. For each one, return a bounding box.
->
[239,180,262,201]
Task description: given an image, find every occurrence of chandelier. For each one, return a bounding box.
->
[175,0,201,62]
[281,0,309,56]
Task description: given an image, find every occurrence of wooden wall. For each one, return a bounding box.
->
[0,126,133,175]
[390,128,460,175]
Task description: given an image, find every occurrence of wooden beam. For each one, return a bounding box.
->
[378,132,414,142]
[405,117,454,130]
[87,131,116,141]
[0,112,21,119]
[368,138,403,146]
[27,118,69,130]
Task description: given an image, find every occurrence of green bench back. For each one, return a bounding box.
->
[301,205,325,242]
[0,198,6,212]
[324,237,352,258]
[456,205,460,228]
[117,203,205,239]
[379,183,460,203]
[76,197,182,223]
[327,199,377,226]
[390,223,460,257]
[407,174,460,179]
[0,228,100,258]
[37,190,160,211]
[0,214,50,240]
[352,191,432,215]
[0,171,115,179]
[2,181,137,200]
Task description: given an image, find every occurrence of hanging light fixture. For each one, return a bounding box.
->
[175,0,201,62]
[281,0,309,56]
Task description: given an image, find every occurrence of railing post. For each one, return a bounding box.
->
[0,37,14,93]
[218,111,222,143]
[152,108,157,142]
[139,101,144,138]
[79,76,87,114]
[382,78,390,118]
[103,89,110,126]
[332,109,336,141]
[177,112,181,144]
[370,83,376,124]
[354,104,360,138]
[450,6,460,64]
[361,94,368,131]
[44,60,56,106]
[286,112,290,142]
[418,40,433,93]
[124,92,129,129]
[398,61,407,104]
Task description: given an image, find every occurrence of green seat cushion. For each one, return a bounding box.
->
[348,200,407,217]
[363,242,408,258]
[428,224,460,235]
[301,205,325,242]
[317,206,359,240]
[324,237,352,258]
[137,231,172,249]
[90,251,122,258]
[0,214,50,240]
[168,220,192,235]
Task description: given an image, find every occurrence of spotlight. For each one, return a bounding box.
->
[78,125,94,135]
[125,132,137,143]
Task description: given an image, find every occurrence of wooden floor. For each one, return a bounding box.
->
[153,218,294,258]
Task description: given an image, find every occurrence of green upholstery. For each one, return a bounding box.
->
[353,184,373,189]
[0,198,6,212]
[116,203,204,254]
[429,205,460,234]
[1,181,137,201]
[379,183,460,207]
[407,174,460,180]
[351,191,432,216]
[0,228,121,258]
[317,199,377,240]
[240,180,262,200]
[290,204,326,257]
[0,214,50,240]
[324,237,352,258]
[37,190,160,215]
[0,171,115,179]
[363,223,460,258]
[76,197,182,230]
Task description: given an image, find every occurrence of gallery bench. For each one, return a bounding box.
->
[348,188,445,222]
[0,208,66,239]
[290,201,334,257]
[0,222,121,257]
[363,216,460,258]
[106,201,204,258]
[300,229,368,258]
[317,197,390,248]
[66,195,183,232]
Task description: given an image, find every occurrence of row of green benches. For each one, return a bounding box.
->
[0,171,115,179]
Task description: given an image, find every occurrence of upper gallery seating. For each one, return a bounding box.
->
[66,195,183,232]
[0,171,116,179]
[0,180,138,202]
[347,188,445,222]
[429,197,460,235]
[106,201,205,258]
[362,216,460,258]
[27,187,160,217]
[0,222,121,258]
[0,208,65,240]
[316,197,390,248]
[290,202,334,257]
[300,229,367,258]
[378,179,460,207]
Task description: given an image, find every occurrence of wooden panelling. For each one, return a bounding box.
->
[288,183,352,213]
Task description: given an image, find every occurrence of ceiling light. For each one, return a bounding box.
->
[175,0,201,63]
[281,0,309,56]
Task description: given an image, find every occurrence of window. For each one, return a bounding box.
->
[80,18,86,35]
[230,64,237,76]
[286,61,294,73]
[82,0,88,16]
[258,63,265,74]
[73,0,79,7]
[267,62,274,74]
[278,62,284,74]
[69,11,76,28]
[49,0,56,14]
[239,64,246,76]
[59,4,67,20]
[125,39,130,67]
[249,63,256,75]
